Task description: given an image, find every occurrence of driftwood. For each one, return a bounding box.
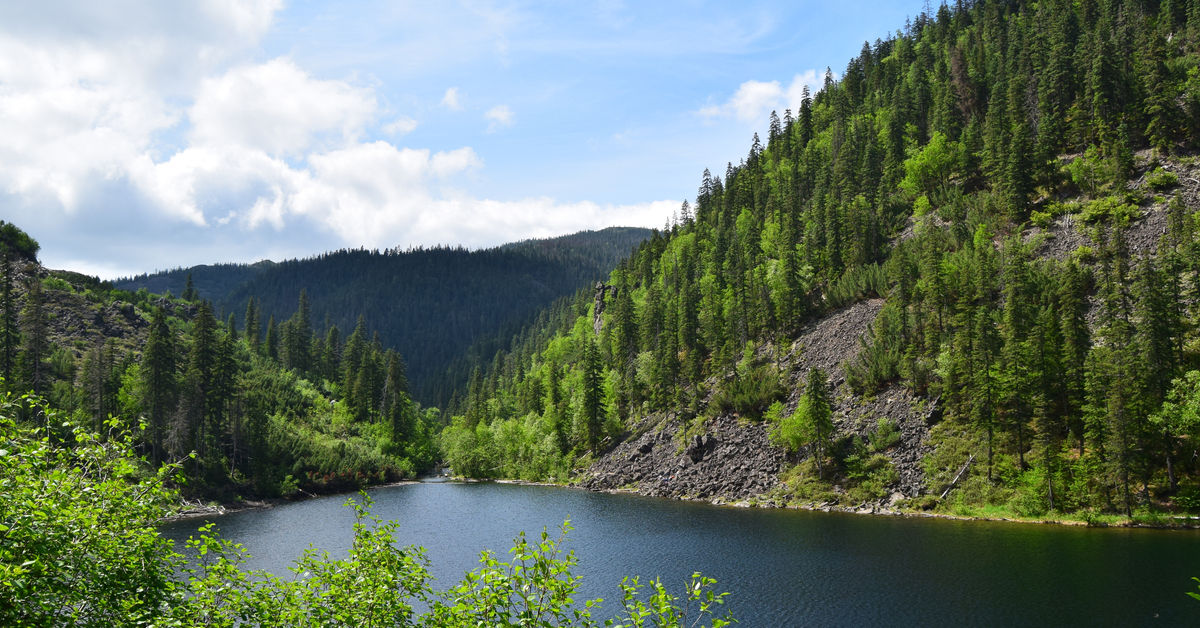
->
[940,453,975,500]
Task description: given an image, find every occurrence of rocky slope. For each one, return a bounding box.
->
[582,298,937,505]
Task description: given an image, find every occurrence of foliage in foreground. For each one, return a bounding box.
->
[180,506,733,628]
[0,393,732,627]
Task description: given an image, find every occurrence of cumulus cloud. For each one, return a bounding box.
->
[484,105,514,132]
[0,0,676,277]
[700,69,826,123]
[0,0,284,212]
[441,86,463,110]
[189,58,377,156]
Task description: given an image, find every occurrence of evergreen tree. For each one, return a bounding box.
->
[282,290,312,374]
[17,279,47,395]
[244,297,260,350]
[141,307,176,465]
[0,252,17,387]
[182,273,197,302]
[321,324,342,382]
[580,336,604,452]
[81,340,118,433]
[264,316,278,360]
[800,368,834,478]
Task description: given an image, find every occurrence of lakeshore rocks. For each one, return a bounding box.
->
[582,413,785,502]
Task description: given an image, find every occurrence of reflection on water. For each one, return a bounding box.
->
[162,481,1200,626]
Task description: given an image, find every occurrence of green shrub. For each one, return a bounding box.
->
[1029,210,1053,229]
[1145,167,1179,190]
[709,364,783,420]
[1079,196,1139,226]
[1065,147,1122,196]
[40,276,72,292]
[826,263,887,309]
[868,418,901,452]
[844,451,898,503]
[1175,485,1200,512]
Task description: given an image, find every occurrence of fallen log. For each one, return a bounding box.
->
[940,453,975,500]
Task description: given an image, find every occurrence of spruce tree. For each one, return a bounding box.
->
[580,336,604,452]
[243,297,260,350]
[141,307,176,465]
[0,251,17,388]
[17,278,47,395]
[264,316,278,360]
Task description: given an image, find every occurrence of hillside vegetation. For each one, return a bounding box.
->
[447,0,1200,520]
[0,240,440,500]
[116,227,652,405]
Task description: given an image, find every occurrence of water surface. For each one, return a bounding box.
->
[162,481,1200,626]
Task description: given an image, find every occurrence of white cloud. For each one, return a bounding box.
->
[441,86,463,110]
[189,58,377,156]
[383,116,418,136]
[484,105,514,132]
[700,69,825,124]
[0,0,284,212]
[0,0,678,277]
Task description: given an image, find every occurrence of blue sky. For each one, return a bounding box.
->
[0,1,925,278]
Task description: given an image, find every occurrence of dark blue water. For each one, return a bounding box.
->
[162,481,1200,626]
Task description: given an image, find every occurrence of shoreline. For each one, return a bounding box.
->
[160,479,424,523]
[592,485,1200,530]
[162,475,1200,530]
[557,478,1200,530]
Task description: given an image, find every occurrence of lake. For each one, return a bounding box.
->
[162,480,1200,626]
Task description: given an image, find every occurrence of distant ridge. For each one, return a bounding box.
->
[116,227,654,403]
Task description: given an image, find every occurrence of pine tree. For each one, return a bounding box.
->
[0,251,17,388]
[384,350,413,443]
[141,307,176,465]
[1057,262,1090,453]
[321,325,342,382]
[182,273,197,301]
[282,290,312,374]
[243,297,260,350]
[801,368,834,478]
[264,316,278,360]
[580,336,604,452]
[81,340,118,433]
[17,278,47,395]
[342,316,366,403]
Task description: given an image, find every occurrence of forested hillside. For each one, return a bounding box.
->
[446,0,1200,519]
[117,227,651,404]
[0,228,438,500]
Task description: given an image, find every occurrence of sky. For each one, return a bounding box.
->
[0,0,927,279]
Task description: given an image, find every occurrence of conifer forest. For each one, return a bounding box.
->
[5,0,1200,624]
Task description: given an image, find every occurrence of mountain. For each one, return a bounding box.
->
[444,0,1200,521]
[114,260,278,302]
[117,227,653,404]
